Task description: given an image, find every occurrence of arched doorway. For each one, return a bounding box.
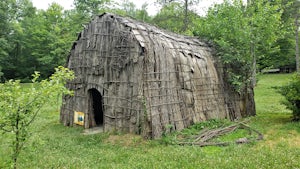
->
[88,88,104,127]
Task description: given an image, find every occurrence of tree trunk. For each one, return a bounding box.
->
[13,112,20,169]
[182,0,188,32]
[295,15,299,72]
[247,0,256,87]
[251,42,256,87]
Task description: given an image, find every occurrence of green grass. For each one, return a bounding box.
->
[255,74,292,114]
[1,73,300,169]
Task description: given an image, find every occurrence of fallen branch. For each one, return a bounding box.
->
[238,122,264,141]
[194,124,239,143]
[176,121,263,147]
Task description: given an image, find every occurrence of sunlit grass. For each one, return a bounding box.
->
[255,73,292,114]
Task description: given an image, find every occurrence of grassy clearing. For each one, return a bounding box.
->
[255,74,292,114]
[1,73,300,169]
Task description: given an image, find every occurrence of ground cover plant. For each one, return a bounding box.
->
[1,73,300,169]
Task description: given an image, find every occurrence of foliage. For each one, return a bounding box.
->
[74,0,110,17]
[110,1,152,22]
[277,72,300,120]
[194,0,283,92]
[285,0,300,71]
[0,66,74,168]
[152,1,201,35]
[0,0,296,86]
[0,1,76,81]
[1,0,149,82]
[0,0,20,80]
[0,66,3,80]
[22,4,72,79]
[259,0,300,71]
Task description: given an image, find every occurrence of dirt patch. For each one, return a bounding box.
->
[104,134,146,146]
[83,126,103,135]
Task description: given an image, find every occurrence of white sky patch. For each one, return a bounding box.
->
[31,0,226,16]
[31,0,74,10]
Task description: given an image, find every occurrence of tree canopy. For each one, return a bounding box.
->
[0,0,298,82]
[194,0,284,90]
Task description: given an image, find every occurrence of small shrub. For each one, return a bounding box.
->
[277,72,300,121]
[0,66,74,169]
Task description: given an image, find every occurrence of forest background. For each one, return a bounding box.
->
[0,0,299,82]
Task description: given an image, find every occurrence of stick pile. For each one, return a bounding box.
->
[177,122,263,147]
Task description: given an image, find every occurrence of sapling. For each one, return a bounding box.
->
[0,66,74,169]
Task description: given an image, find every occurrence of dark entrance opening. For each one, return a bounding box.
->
[88,88,103,127]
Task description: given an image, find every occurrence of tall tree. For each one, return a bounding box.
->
[1,2,78,81]
[295,7,299,71]
[135,3,152,22]
[183,0,188,31]
[195,0,283,91]
[18,3,72,79]
[0,0,37,81]
[108,1,152,22]
[74,0,110,19]
[259,0,299,72]
[247,0,285,85]
[290,0,300,71]
[154,0,199,33]
[152,1,200,34]
[0,0,14,79]
[33,3,69,77]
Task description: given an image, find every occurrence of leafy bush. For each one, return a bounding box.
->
[278,72,300,121]
[0,66,74,169]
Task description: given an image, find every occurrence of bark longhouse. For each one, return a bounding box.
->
[60,13,255,139]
